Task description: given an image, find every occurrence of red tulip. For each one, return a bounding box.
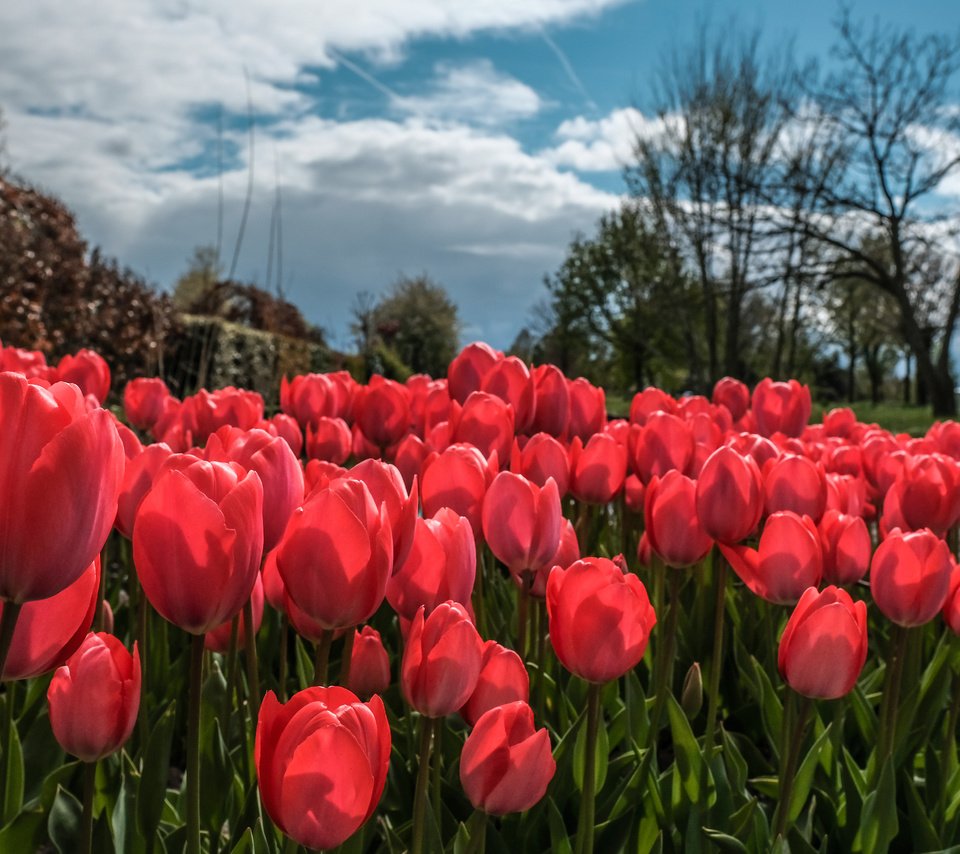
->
[819,510,872,585]
[460,640,530,727]
[205,572,265,653]
[944,569,960,635]
[303,459,348,496]
[823,407,858,438]
[719,511,822,605]
[124,377,171,430]
[870,528,953,627]
[47,632,140,761]
[387,508,476,621]
[763,454,827,521]
[712,377,750,421]
[401,602,483,718]
[482,472,562,581]
[349,459,419,571]
[510,433,570,497]
[482,356,536,433]
[114,442,172,539]
[448,342,502,404]
[629,387,676,425]
[778,586,867,699]
[752,379,811,438]
[256,686,391,851]
[306,417,352,465]
[569,433,627,505]
[880,455,959,537]
[256,412,304,458]
[204,426,305,552]
[280,372,355,427]
[547,557,656,684]
[278,478,392,630]
[0,344,52,379]
[394,434,431,493]
[56,348,111,403]
[421,444,495,536]
[567,378,606,441]
[355,376,411,449]
[644,472,713,568]
[529,364,569,438]
[133,458,264,634]
[0,559,100,681]
[0,373,124,603]
[695,446,763,544]
[530,518,580,597]
[345,626,391,699]
[629,412,694,484]
[454,391,515,463]
[459,701,555,815]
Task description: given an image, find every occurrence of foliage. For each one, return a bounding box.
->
[0,175,178,395]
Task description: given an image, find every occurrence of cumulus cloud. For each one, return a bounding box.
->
[0,0,630,347]
[542,106,666,171]
[392,60,542,126]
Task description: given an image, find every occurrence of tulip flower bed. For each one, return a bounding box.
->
[3,340,960,853]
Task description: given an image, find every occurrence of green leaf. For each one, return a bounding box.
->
[751,658,783,756]
[48,784,83,854]
[230,827,255,854]
[667,692,704,807]
[546,797,573,854]
[701,828,748,853]
[900,768,940,851]
[136,701,176,840]
[854,757,898,854]
[2,709,24,825]
[0,808,44,852]
[787,723,832,823]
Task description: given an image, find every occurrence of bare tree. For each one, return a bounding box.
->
[791,11,960,415]
[626,23,798,381]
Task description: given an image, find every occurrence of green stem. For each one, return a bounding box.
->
[703,550,728,762]
[473,544,486,639]
[463,809,488,854]
[877,624,909,773]
[314,629,333,686]
[222,616,240,724]
[576,683,602,854]
[0,602,23,682]
[431,717,443,819]
[340,628,355,688]
[93,542,108,632]
[187,633,205,854]
[411,716,438,854]
[283,835,299,854]
[278,615,289,703]
[243,598,261,720]
[137,589,149,748]
[517,574,532,661]
[648,570,683,757]
[773,692,813,842]
[80,760,96,854]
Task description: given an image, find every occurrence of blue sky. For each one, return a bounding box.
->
[1,0,957,351]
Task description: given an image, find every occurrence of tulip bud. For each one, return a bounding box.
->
[448,342,502,404]
[57,348,111,403]
[481,356,536,434]
[355,376,411,450]
[510,433,570,497]
[422,444,495,536]
[763,454,827,522]
[256,687,391,851]
[402,602,483,717]
[47,632,141,761]
[712,377,749,422]
[124,377,171,430]
[546,557,656,684]
[460,701,555,815]
[778,586,867,699]
[567,378,606,441]
[818,510,871,585]
[630,413,694,484]
[569,433,628,505]
[529,364,570,438]
[681,662,703,720]
[346,626,391,699]
[306,416,352,465]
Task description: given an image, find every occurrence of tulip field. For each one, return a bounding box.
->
[3,340,960,854]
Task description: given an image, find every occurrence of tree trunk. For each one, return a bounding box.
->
[723,292,742,378]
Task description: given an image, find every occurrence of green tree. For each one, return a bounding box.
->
[371,275,460,378]
[173,245,221,310]
[544,202,702,392]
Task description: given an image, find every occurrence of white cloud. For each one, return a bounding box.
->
[543,106,665,171]
[0,0,630,348]
[392,60,542,126]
